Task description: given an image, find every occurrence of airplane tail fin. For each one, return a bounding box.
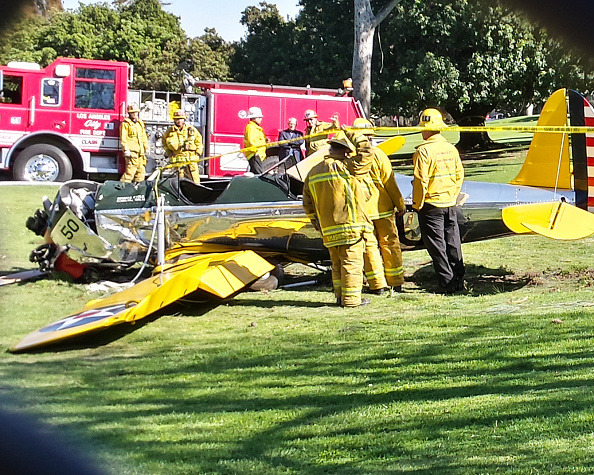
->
[504,89,594,241]
[510,89,594,211]
[510,88,572,189]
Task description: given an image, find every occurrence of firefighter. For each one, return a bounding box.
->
[243,106,268,175]
[353,118,407,293]
[412,108,465,292]
[302,130,375,308]
[120,103,148,183]
[303,109,340,156]
[162,109,203,182]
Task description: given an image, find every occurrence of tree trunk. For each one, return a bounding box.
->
[455,115,497,153]
[352,5,375,116]
[352,0,402,116]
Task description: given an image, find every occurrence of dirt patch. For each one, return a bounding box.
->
[523,269,594,289]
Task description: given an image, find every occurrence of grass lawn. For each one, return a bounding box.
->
[1,165,593,473]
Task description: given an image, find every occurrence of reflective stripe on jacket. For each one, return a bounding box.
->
[162,124,204,163]
[302,151,373,248]
[244,121,267,161]
[412,134,464,210]
[120,118,148,155]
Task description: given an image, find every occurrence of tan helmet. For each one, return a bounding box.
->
[127,103,140,113]
[303,109,318,121]
[418,108,445,128]
[352,117,375,135]
[173,109,187,120]
[329,131,355,153]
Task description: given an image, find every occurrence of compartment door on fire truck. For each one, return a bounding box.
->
[31,76,70,134]
[0,73,27,145]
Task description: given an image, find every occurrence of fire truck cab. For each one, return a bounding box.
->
[0,57,129,181]
[0,57,364,182]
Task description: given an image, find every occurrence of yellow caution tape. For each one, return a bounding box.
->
[161,123,594,171]
[374,125,594,134]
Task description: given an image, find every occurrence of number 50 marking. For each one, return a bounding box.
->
[60,219,80,240]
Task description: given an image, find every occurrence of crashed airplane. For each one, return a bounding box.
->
[10,88,594,352]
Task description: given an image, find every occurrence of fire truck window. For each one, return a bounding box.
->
[41,79,61,106]
[0,75,23,104]
[75,81,115,110]
[76,68,116,81]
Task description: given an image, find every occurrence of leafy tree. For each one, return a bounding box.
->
[0,15,55,64]
[373,0,592,148]
[0,0,236,91]
[231,2,302,85]
[231,1,357,90]
[183,28,235,83]
[234,0,591,138]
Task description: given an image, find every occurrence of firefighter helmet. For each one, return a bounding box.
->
[127,103,140,114]
[352,118,375,135]
[329,132,355,153]
[173,110,187,120]
[418,108,445,128]
[303,109,318,121]
[246,106,263,119]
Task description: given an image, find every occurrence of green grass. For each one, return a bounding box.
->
[1,175,593,473]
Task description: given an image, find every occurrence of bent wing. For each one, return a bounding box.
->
[10,250,274,353]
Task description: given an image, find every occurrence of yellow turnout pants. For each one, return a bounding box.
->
[363,230,388,290]
[120,152,146,183]
[328,237,365,307]
[374,214,404,286]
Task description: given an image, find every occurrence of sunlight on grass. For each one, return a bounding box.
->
[0,181,593,473]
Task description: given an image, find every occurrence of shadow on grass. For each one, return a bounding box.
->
[4,310,594,473]
[409,262,531,295]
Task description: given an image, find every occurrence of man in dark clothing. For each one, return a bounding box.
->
[412,108,465,293]
[278,117,304,169]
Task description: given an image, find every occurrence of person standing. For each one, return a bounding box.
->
[303,110,339,156]
[302,131,374,308]
[353,118,407,293]
[120,103,148,183]
[243,107,268,175]
[412,108,465,292]
[162,109,203,182]
[278,117,304,168]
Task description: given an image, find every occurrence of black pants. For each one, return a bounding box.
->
[417,204,465,289]
[248,156,266,175]
[278,149,302,170]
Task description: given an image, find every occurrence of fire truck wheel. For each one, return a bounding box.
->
[13,144,73,182]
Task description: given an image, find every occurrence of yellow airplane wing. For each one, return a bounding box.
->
[10,250,274,353]
[502,201,594,240]
[376,135,406,155]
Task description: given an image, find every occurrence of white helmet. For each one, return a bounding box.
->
[246,106,263,119]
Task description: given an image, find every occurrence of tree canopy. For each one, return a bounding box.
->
[0,0,234,90]
[372,0,592,122]
[0,0,590,121]
[233,0,592,121]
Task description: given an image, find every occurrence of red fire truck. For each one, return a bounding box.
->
[0,57,364,182]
